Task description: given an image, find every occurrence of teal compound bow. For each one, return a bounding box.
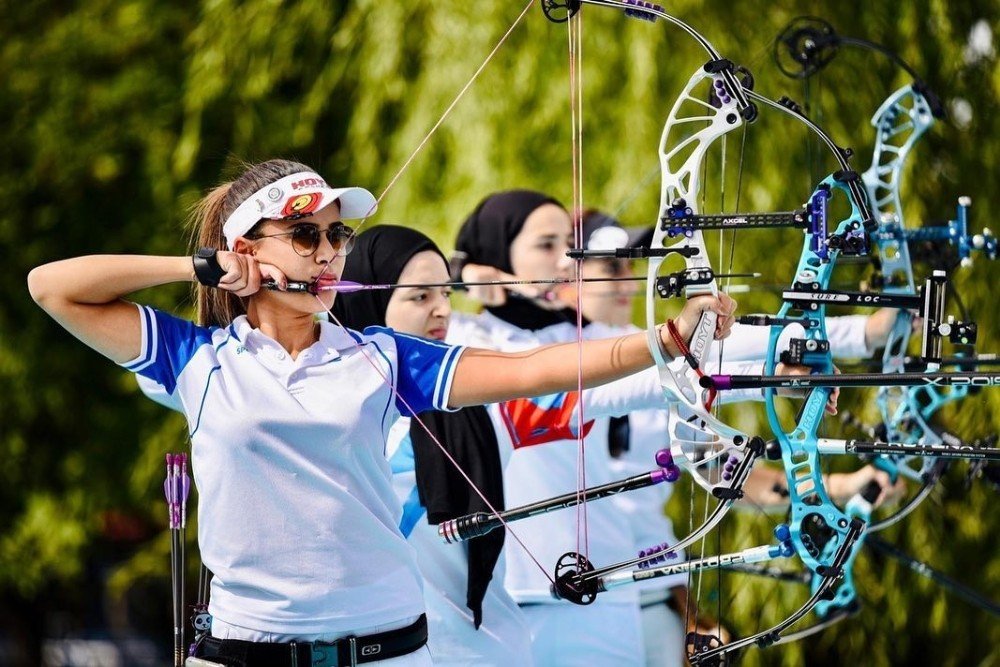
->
[775,16,998,534]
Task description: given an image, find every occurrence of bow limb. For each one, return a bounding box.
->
[759,176,869,625]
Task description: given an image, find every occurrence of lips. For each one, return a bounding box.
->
[314,273,340,287]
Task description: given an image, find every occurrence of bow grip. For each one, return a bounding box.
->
[687,308,718,372]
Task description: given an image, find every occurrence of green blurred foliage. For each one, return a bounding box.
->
[1,0,997,664]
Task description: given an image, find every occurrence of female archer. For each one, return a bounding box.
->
[27,159,735,667]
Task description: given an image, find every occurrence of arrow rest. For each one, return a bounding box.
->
[655,268,715,298]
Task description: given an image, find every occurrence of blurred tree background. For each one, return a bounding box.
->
[1,0,997,665]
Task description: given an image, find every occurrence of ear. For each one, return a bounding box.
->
[233,237,256,255]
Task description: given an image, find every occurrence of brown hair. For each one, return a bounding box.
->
[187,159,315,326]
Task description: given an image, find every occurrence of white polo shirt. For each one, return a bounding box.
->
[122,305,464,634]
[446,312,638,605]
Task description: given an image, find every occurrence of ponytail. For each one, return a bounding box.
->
[187,183,247,326]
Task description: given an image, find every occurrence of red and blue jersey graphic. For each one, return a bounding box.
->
[499,391,594,449]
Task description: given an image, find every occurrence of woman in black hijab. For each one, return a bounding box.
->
[450,189,653,666]
[331,225,533,665]
[453,189,580,330]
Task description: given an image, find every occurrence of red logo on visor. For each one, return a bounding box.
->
[282,193,322,217]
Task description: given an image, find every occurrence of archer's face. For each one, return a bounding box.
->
[509,204,575,286]
[384,250,452,341]
[241,203,348,314]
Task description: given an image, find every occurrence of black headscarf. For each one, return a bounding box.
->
[455,189,578,331]
[330,224,444,329]
[331,224,504,629]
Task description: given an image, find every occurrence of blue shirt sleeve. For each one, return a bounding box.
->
[119,305,215,395]
[362,327,465,416]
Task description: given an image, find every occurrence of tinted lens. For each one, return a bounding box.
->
[288,223,354,256]
[326,225,355,256]
[290,225,321,256]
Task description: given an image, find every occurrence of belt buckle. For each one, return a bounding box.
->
[310,636,360,667]
[310,639,341,667]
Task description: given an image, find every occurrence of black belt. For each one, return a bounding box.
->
[195,614,427,667]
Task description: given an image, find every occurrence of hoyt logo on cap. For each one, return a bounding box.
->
[291,176,326,190]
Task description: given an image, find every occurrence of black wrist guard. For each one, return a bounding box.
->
[192,247,227,287]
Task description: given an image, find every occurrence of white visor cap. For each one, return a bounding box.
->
[222,171,377,249]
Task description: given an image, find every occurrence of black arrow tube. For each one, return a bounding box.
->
[703,371,1000,391]
[438,468,674,544]
[816,438,1000,461]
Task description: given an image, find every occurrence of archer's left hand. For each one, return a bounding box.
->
[672,292,738,343]
[828,466,907,507]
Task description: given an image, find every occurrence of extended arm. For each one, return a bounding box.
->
[448,295,737,407]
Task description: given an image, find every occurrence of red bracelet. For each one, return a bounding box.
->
[666,320,699,371]
[666,319,717,412]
